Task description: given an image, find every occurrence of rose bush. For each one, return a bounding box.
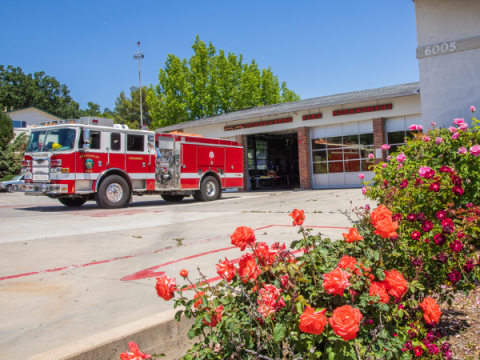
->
[141,108,479,360]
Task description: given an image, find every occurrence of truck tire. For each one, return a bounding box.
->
[58,198,87,207]
[161,195,185,202]
[94,175,130,209]
[200,176,219,202]
[193,191,204,201]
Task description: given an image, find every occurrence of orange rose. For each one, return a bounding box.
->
[419,297,442,324]
[289,209,305,226]
[369,281,390,303]
[338,255,357,272]
[383,270,408,298]
[256,242,277,266]
[342,228,364,243]
[238,252,261,283]
[216,257,237,282]
[155,274,177,301]
[202,305,224,327]
[322,268,351,297]
[328,305,363,341]
[231,226,256,251]
[193,291,205,309]
[354,263,375,281]
[370,206,398,238]
[119,342,151,360]
[179,269,188,277]
[299,306,327,335]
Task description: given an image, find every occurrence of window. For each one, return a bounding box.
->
[12,120,27,128]
[127,134,145,152]
[387,130,414,155]
[111,133,121,151]
[312,133,374,174]
[78,130,101,150]
[248,139,268,171]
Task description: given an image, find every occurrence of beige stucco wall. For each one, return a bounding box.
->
[7,108,61,126]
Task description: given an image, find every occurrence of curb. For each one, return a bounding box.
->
[28,308,195,360]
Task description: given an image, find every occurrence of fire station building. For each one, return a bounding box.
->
[157,82,422,191]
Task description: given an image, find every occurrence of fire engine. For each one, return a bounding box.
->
[16,117,244,208]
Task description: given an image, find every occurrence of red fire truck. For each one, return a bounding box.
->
[16,117,244,208]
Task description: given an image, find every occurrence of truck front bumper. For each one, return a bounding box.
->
[16,183,70,195]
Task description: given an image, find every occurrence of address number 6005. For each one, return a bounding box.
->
[425,42,456,56]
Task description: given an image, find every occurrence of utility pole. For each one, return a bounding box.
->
[133,41,144,129]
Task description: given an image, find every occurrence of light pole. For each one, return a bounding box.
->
[133,41,144,129]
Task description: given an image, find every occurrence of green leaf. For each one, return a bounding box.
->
[374,251,380,261]
[273,323,286,343]
[185,299,194,311]
[174,310,183,322]
[187,328,196,339]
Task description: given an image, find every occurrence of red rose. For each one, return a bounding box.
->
[193,291,205,309]
[299,306,327,335]
[323,268,352,297]
[383,270,408,298]
[202,305,224,327]
[289,209,305,226]
[231,226,256,251]
[155,274,177,301]
[256,242,277,266]
[338,255,357,272]
[328,305,363,341]
[371,206,398,238]
[342,228,364,243]
[369,281,390,303]
[119,342,152,360]
[238,253,261,283]
[257,284,285,317]
[216,257,237,282]
[179,269,188,277]
[419,297,442,324]
[414,346,423,357]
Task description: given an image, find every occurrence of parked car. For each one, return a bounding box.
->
[0,175,25,193]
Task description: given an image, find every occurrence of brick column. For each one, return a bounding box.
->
[297,127,312,190]
[372,118,386,163]
[235,134,249,192]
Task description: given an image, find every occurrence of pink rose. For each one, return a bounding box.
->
[452,133,460,140]
[448,126,457,133]
[458,147,467,154]
[408,124,418,131]
[362,186,367,195]
[381,144,390,150]
[396,152,406,162]
[422,136,430,142]
[435,137,443,145]
[430,122,437,127]
[368,153,374,159]
[418,166,432,178]
[458,122,468,131]
[470,106,476,112]
[359,173,365,179]
[397,163,403,170]
[453,118,464,125]
[382,164,387,168]
[470,145,480,157]
[387,156,392,160]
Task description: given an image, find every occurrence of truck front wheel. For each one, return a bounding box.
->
[94,175,130,209]
[200,176,219,202]
[58,198,87,207]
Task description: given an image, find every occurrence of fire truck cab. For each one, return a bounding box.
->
[16,117,244,208]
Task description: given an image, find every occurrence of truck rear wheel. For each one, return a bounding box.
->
[200,176,219,202]
[161,195,185,202]
[193,191,204,201]
[58,198,87,207]
[94,175,129,209]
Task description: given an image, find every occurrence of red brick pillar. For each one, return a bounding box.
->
[372,118,386,163]
[297,127,312,190]
[235,134,249,192]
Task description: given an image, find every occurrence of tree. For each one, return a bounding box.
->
[148,35,300,128]
[112,86,152,129]
[0,112,14,149]
[0,132,28,179]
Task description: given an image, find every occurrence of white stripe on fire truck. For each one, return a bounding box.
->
[75,173,155,180]
[180,173,243,179]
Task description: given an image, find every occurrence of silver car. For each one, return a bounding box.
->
[0,175,25,193]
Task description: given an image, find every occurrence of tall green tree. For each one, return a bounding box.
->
[112,86,151,129]
[0,112,14,149]
[148,35,300,128]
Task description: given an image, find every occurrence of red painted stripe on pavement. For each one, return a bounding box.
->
[0,225,348,282]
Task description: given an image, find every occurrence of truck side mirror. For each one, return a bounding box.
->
[83,128,91,150]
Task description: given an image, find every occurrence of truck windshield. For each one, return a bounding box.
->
[27,128,78,152]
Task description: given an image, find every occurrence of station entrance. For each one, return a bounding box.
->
[246,131,300,190]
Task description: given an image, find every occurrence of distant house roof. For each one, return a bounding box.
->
[5,106,64,121]
[158,82,420,132]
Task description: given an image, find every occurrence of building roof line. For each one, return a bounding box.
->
[158,82,420,132]
[5,106,64,121]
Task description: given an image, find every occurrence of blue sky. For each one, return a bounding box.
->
[0,0,419,111]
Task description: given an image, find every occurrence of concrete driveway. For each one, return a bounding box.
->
[0,188,374,359]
